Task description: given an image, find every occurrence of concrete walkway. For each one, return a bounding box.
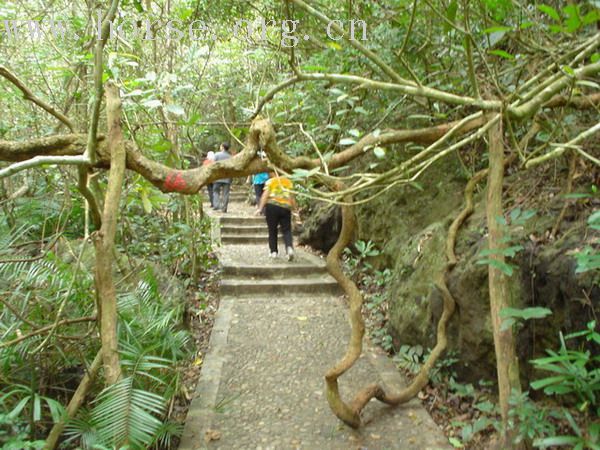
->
[179,190,449,450]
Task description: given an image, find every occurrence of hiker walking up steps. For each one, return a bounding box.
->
[255,171,296,261]
[202,150,216,208]
[213,143,232,213]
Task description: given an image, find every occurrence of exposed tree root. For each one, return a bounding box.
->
[551,152,577,239]
[323,156,504,427]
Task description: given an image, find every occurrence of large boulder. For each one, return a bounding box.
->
[299,202,342,253]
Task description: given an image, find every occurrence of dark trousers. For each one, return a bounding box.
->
[265,203,293,253]
[207,183,215,207]
[254,183,265,207]
[214,182,231,212]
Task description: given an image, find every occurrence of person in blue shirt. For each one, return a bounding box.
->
[252,171,269,212]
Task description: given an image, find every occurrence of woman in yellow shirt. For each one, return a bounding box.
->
[256,172,296,261]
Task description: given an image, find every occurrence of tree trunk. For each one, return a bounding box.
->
[93,82,126,385]
[486,117,521,436]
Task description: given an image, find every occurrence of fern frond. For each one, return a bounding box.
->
[91,377,166,449]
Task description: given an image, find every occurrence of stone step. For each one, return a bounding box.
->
[222,263,326,278]
[229,194,248,200]
[221,225,267,236]
[221,235,277,245]
[220,276,342,296]
[219,216,266,226]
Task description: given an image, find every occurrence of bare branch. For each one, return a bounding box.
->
[86,0,120,163]
[295,73,502,110]
[525,121,600,168]
[0,66,75,132]
[0,155,89,179]
[510,62,600,120]
[0,316,97,349]
[250,76,301,119]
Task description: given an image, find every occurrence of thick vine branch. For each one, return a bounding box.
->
[93,82,125,385]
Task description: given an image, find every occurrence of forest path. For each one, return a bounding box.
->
[179,187,449,450]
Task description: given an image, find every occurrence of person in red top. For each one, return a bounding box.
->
[202,151,215,208]
[256,172,296,261]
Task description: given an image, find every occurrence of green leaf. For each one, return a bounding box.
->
[33,394,41,421]
[509,207,522,222]
[140,190,152,214]
[489,49,515,59]
[151,140,172,152]
[530,375,567,390]
[591,53,600,64]
[143,99,162,109]
[576,80,600,89]
[354,106,368,115]
[444,0,458,33]
[474,400,496,413]
[496,215,507,226]
[500,307,552,320]
[563,192,591,199]
[588,210,600,229]
[291,167,320,179]
[339,138,357,146]
[562,65,576,77]
[329,88,345,96]
[410,181,424,191]
[563,4,581,32]
[348,129,361,137]
[500,317,516,331]
[476,258,514,276]
[449,436,464,448]
[538,4,561,22]
[582,10,600,26]
[483,26,512,33]
[534,436,580,446]
[164,104,185,116]
[373,147,386,159]
[91,377,165,448]
[327,123,341,131]
[45,397,66,423]
[300,65,327,72]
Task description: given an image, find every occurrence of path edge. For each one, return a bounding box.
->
[178,296,235,450]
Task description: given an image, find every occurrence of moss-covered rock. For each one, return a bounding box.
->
[302,153,599,383]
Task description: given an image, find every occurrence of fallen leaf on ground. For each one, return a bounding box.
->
[205,429,221,442]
